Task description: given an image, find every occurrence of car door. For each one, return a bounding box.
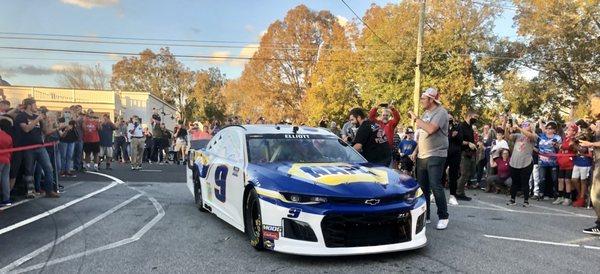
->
[203,128,245,231]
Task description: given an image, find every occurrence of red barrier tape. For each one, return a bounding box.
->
[0,142,57,154]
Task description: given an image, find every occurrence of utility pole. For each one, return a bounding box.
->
[413,0,426,118]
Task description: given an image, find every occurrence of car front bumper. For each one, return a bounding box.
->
[258,197,427,256]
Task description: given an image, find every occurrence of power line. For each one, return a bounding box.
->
[0,46,397,63]
[0,35,397,53]
[339,0,399,53]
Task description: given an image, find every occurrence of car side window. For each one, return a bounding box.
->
[224,131,243,163]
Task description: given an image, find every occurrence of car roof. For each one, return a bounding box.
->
[235,124,336,136]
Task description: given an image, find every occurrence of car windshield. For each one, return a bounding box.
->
[247,134,366,164]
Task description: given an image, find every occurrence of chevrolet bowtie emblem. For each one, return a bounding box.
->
[365,199,380,205]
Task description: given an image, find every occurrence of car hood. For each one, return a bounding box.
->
[247,162,418,198]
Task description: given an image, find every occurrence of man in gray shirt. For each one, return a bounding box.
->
[409,87,449,230]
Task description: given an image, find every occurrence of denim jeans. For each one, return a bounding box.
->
[58,142,75,173]
[417,156,449,220]
[72,140,84,171]
[0,163,10,201]
[24,147,55,192]
[539,166,558,198]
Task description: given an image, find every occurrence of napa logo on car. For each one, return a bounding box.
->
[287,163,388,186]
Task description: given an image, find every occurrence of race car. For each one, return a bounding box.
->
[186,124,427,256]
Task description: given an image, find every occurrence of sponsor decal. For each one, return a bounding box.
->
[264,239,275,249]
[262,225,282,232]
[397,212,410,218]
[287,208,302,218]
[284,134,310,139]
[287,163,389,186]
[263,231,279,240]
[232,166,240,177]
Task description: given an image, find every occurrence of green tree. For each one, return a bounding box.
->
[191,67,227,121]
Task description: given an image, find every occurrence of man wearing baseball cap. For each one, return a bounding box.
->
[409,87,450,230]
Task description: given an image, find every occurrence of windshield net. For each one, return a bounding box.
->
[246,134,366,164]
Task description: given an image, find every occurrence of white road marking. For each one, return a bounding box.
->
[0,181,86,211]
[7,172,166,273]
[530,204,593,218]
[475,199,515,212]
[139,169,162,172]
[0,182,118,236]
[565,236,599,244]
[484,234,600,250]
[454,204,594,218]
[1,194,142,272]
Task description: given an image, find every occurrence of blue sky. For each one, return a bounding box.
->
[0,0,517,87]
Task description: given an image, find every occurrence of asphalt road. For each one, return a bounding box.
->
[1,163,599,273]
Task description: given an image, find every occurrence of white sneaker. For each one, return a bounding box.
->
[436,219,449,230]
[430,194,435,203]
[448,195,459,206]
[426,219,431,224]
[552,197,564,205]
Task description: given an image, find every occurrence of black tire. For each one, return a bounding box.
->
[194,170,207,212]
[244,189,264,250]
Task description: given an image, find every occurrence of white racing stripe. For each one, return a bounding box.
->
[1,194,142,272]
[6,172,166,273]
[0,182,118,236]
[484,234,600,250]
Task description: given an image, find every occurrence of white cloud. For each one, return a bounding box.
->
[336,15,349,27]
[230,44,259,67]
[209,51,230,64]
[258,30,267,40]
[50,63,80,72]
[107,53,122,61]
[60,0,119,9]
[244,24,255,33]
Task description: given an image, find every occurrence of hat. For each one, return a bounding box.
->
[421,87,441,104]
[405,127,415,134]
[545,121,557,129]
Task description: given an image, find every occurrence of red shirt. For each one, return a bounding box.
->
[557,137,575,170]
[368,107,400,148]
[83,118,100,143]
[0,130,13,164]
[495,158,510,179]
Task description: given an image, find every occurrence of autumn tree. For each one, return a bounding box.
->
[56,63,108,90]
[512,0,600,118]
[110,48,195,121]
[233,5,348,122]
[303,22,362,125]
[356,1,502,122]
[191,67,227,121]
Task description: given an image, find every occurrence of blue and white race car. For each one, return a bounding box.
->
[186,125,426,256]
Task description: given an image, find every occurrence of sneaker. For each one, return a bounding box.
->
[93,164,99,172]
[573,199,586,207]
[507,200,517,206]
[448,195,459,206]
[426,219,432,224]
[456,194,472,201]
[522,201,530,208]
[0,200,12,207]
[45,191,60,198]
[562,198,572,206]
[583,225,600,236]
[26,190,36,199]
[131,166,136,170]
[552,197,565,205]
[436,219,449,230]
[67,172,77,178]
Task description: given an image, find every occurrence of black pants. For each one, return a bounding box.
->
[444,152,461,196]
[510,164,533,201]
[151,138,164,162]
[113,136,129,162]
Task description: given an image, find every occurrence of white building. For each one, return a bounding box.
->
[0,85,178,130]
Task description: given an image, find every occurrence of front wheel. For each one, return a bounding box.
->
[244,189,264,250]
[194,173,207,212]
